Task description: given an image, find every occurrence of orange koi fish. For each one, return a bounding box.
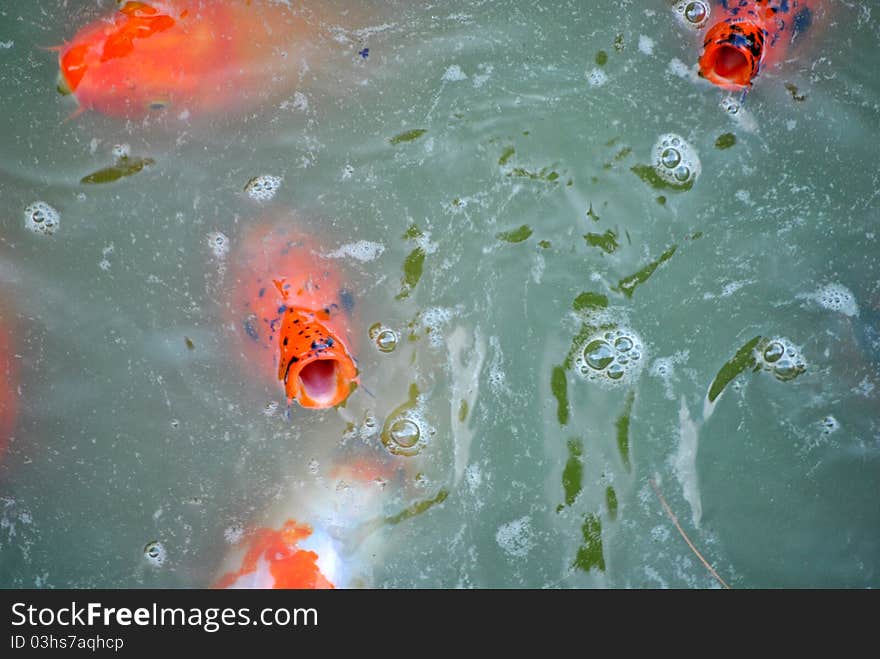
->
[0,312,17,461]
[216,520,336,589]
[231,223,358,409]
[216,460,394,589]
[57,1,320,119]
[698,1,819,91]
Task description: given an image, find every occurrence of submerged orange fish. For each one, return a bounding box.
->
[216,520,336,589]
[231,223,358,409]
[216,460,395,589]
[698,1,819,91]
[57,1,321,118]
[0,311,17,462]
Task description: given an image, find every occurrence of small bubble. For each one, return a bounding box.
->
[170,418,180,429]
[614,336,633,352]
[763,341,785,363]
[773,358,802,381]
[606,363,625,380]
[820,415,839,435]
[721,95,741,115]
[673,165,691,182]
[24,201,60,236]
[307,459,319,475]
[144,541,166,567]
[660,148,681,169]
[584,340,615,370]
[263,401,279,416]
[244,174,282,202]
[207,231,229,258]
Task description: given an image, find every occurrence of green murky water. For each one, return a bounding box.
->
[0,0,878,588]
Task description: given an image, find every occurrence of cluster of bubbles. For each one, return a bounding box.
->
[721,94,742,116]
[369,323,399,353]
[143,541,166,567]
[586,68,608,88]
[207,231,230,258]
[652,134,700,188]
[223,525,244,544]
[673,1,710,29]
[244,174,282,201]
[812,283,859,317]
[575,327,645,385]
[756,338,806,382]
[819,415,840,437]
[495,516,535,558]
[23,201,60,236]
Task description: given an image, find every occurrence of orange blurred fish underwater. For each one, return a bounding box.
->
[216,460,395,589]
[0,310,17,464]
[55,0,327,119]
[691,0,825,91]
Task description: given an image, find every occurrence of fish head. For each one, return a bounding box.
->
[277,309,358,409]
[698,20,765,90]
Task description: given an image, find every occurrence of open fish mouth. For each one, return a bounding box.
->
[283,349,358,409]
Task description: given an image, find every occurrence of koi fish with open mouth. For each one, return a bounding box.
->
[55,1,322,119]
[230,223,358,410]
[697,0,821,91]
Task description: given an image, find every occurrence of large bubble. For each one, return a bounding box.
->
[575,327,646,386]
[652,134,700,188]
[673,1,710,29]
[24,201,60,236]
[369,323,399,353]
[143,541,166,567]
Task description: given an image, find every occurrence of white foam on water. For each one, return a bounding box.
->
[23,201,60,236]
[673,396,702,528]
[496,516,534,558]
[805,283,859,317]
[447,326,486,485]
[324,240,386,262]
[244,174,282,201]
[586,68,608,87]
[442,65,468,82]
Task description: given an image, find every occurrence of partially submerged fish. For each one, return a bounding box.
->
[698,0,819,91]
[0,309,17,461]
[216,519,337,589]
[216,460,395,588]
[231,223,358,409]
[56,0,322,118]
